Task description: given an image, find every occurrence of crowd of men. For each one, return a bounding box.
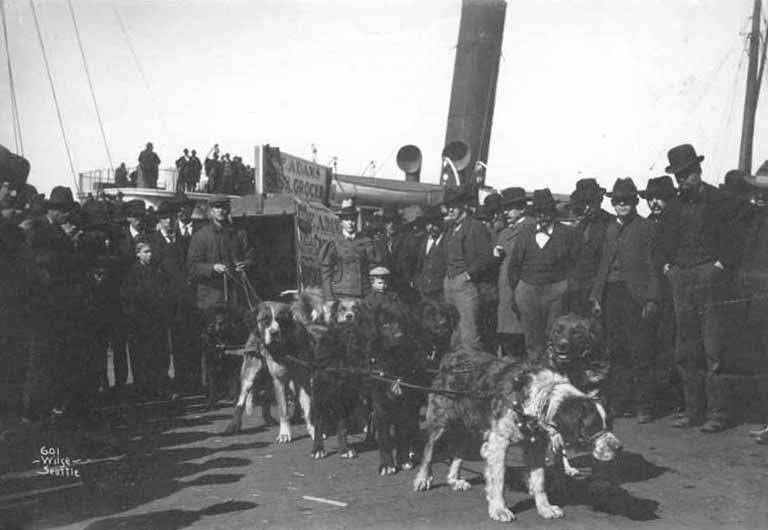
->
[1,141,767,446]
[0,160,255,425]
[111,142,255,195]
[319,143,768,444]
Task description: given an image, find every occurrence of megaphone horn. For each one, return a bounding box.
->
[396,145,422,182]
[441,140,471,172]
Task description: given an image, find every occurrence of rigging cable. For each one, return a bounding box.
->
[112,5,172,149]
[1,0,22,154]
[29,0,79,192]
[67,0,113,172]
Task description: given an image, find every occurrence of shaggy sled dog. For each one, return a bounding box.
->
[413,349,622,522]
[223,301,315,442]
[309,298,369,460]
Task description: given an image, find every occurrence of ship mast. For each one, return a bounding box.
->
[738,0,766,173]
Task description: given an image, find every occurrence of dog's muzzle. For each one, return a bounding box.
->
[592,431,622,462]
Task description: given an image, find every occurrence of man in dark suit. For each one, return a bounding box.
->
[175,148,190,193]
[508,189,580,361]
[414,206,447,303]
[567,178,614,316]
[153,201,200,395]
[442,188,495,351]
[657,144,739,433]
[114,199,147,391]
[138,142,161,188]
[590,179,660,422]
[174,192,196,257]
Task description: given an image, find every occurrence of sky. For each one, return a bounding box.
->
[0,0,766,196]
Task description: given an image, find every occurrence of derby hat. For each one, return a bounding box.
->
[81,200,110,228]
[124,199,146,218]
[499,187,527,208]
[530,188,558,214]
[208,194,231,207]
[606,178,639,203]
[442,186,477,207]
[744,160,768,189]
[640,175,677,200]
[156,201,179,219]
[45,186,76,211]
[665,144,705,175]
[569,178,606,205]
[421,205,444,223]
[483,192,501,212]
[336,198,358,218]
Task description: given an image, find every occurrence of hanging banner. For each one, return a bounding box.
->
[294,196,342,290]
[259,145,332,205]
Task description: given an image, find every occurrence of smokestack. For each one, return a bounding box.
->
[396,145,422,182]
[444,0,506,186]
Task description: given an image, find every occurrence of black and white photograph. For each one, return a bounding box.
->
[1,1,768,529]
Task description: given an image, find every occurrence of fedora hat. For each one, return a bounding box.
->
[531,188,557,214]
[569,178,606,205]
[474,204,495,222]
[606,178,639,203]
[442,186,476,207]
[172,191,194,207]
[665,144,704,174]
[380,206,401,223]
[498,187,527,208]
[744,160,768,189]
[81,200,109,228]
[719,169,752,195]
[640,175,677,200]
[156,201,179,219]
[45,186,76,211]
[124,199,146,218]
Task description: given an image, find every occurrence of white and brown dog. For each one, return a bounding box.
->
[413,349,622,522]
[223,301,315,443]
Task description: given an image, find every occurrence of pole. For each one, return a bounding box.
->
[738,0,762,173]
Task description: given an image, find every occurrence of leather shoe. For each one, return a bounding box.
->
[700,419,728,433]
[671,416,698,428]
[637,412,654,424]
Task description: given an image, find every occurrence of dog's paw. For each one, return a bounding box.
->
[276,433,292,443]
[339,449,357,459]
[448,478,472,491]
[563,464,581,477]
[413,475,433,491]
[222,421,240,436]
[537,504,564,519]
[379,465,397,476]
[312,449,327,460]
[400,460,414,471]
[488,505,516,522]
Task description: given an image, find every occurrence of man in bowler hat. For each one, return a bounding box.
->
[566,178,614,316]
[657,144,739,432]
[507,189,580,361]
[590,178,660,422]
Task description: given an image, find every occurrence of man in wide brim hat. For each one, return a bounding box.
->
[156,200,179,219]
[569,178,606,208]
[718,169,752,196]
[639,176,677,200]
[605,177,640,204]
[665,144,705,175]
[529,188,558,215]
[45,186,76,211]
[498,186,527,209]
